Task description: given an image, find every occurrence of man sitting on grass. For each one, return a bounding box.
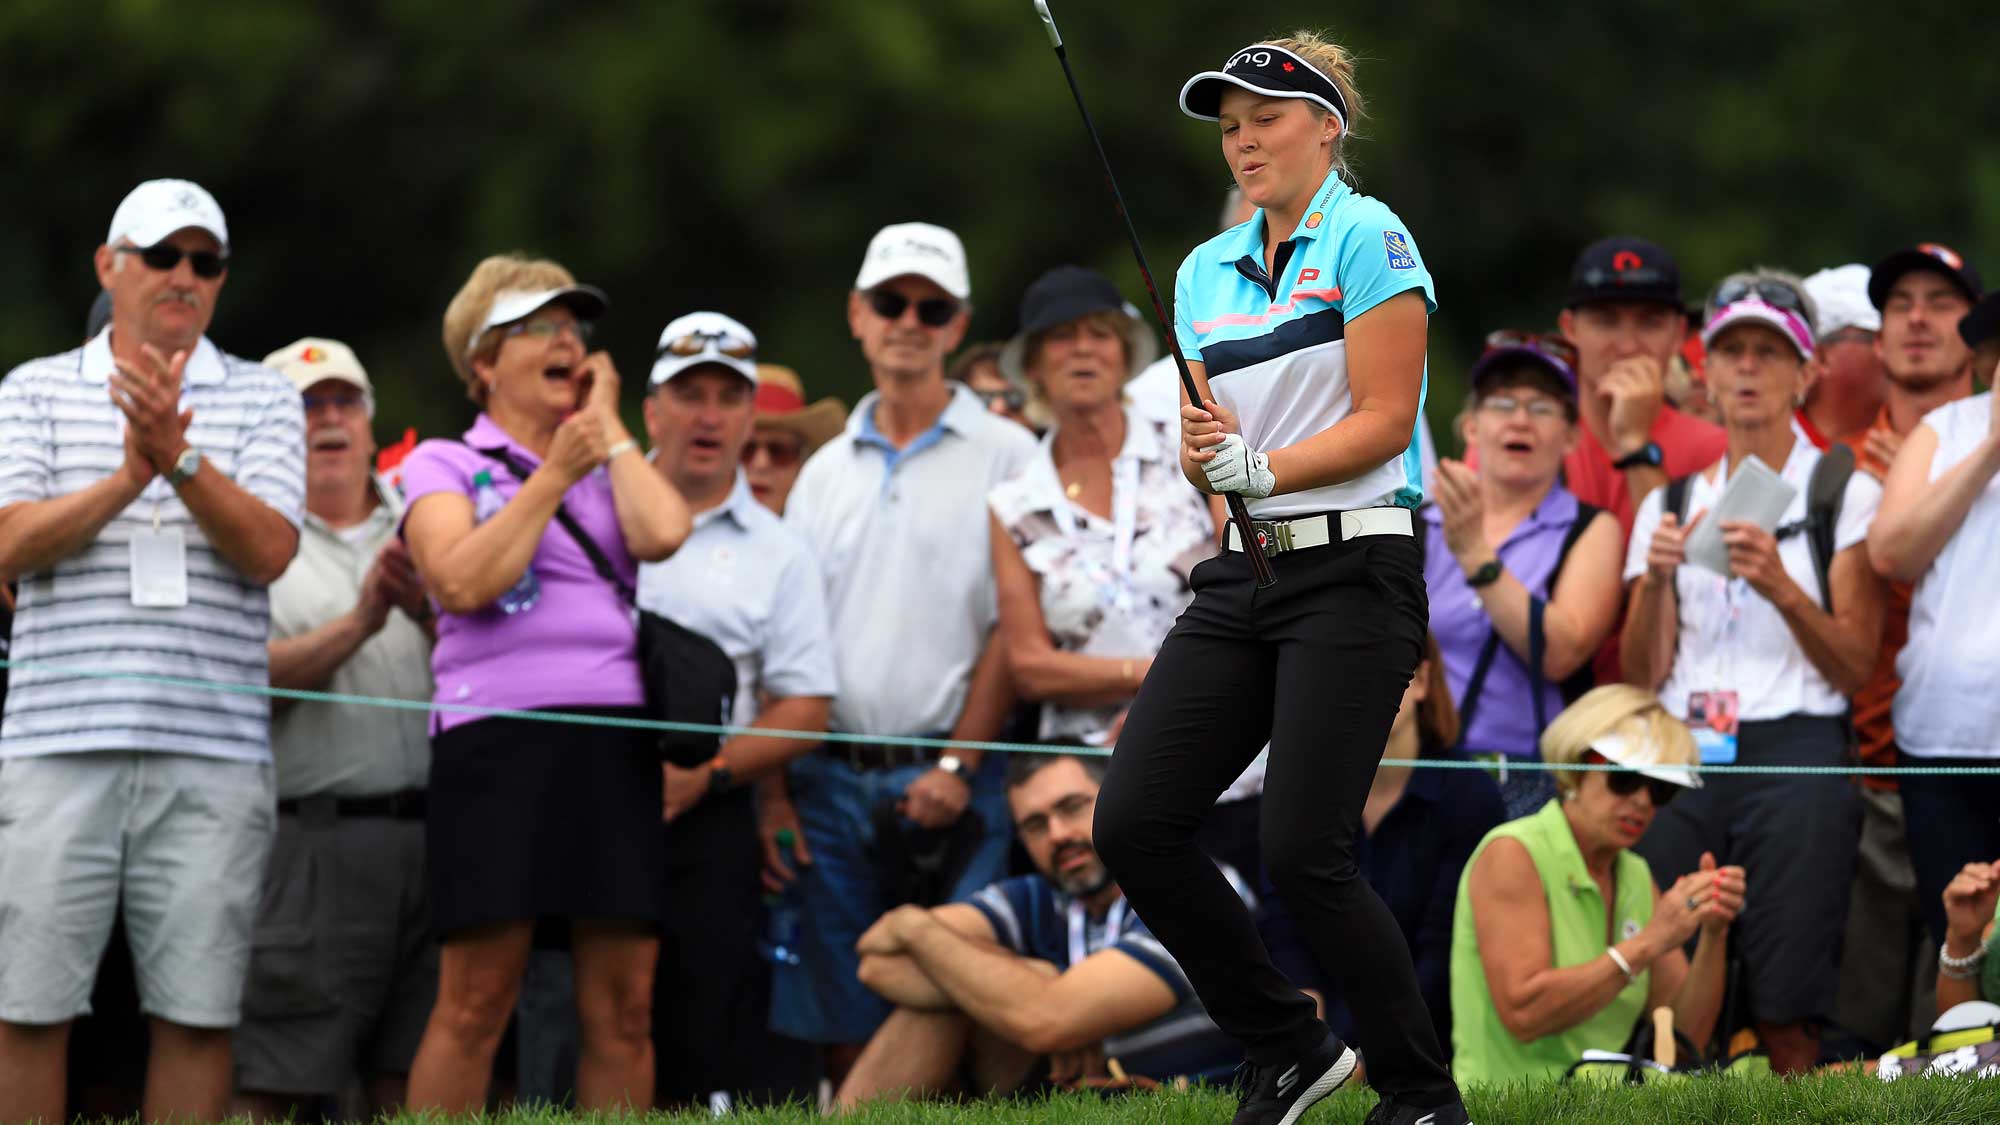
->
[837,754,1247,1105]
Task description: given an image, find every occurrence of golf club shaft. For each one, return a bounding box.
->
[1033,0,1277,589]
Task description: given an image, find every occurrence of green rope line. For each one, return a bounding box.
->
[4,656,1999,775]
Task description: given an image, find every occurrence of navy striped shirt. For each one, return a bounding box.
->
[965,869,1254,1081]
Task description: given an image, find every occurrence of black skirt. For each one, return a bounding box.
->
[427,706,665,937]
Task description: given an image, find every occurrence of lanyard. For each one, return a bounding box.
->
[1066,897,1128,968]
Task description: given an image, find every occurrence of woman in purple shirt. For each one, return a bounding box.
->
[398,255,690,1111]
[1423,334,1625,817]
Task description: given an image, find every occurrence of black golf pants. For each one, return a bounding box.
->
[1094,529,1458,1106]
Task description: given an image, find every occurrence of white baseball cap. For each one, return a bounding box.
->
[650,311,759,386]
[106,179,229,251]
[263,337,373,398]
[1801,264,1881,338]
[854,222,971,301]
[466,285,609,356]
[1588,731,1701,790]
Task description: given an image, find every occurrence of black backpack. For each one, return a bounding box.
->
[1661,443,1855,612]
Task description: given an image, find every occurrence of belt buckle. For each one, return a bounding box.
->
[1251,520,1291,558]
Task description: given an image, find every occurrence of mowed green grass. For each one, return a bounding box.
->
[349,1075,2000,1125]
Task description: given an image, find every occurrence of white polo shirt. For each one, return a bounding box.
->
[1894,393,2000,759]
[0,329,304,761]
[1623,438,1880,722]
[638,472,836,726]
[787,383,1037,736]
[268,478,433,797]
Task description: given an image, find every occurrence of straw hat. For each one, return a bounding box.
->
[753,365,847,456]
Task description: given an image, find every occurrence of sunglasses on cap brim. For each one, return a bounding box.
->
[116,244,228,279]
[658,330,755,361]
[865,289,961,327]
[1585,751,1682,807]
[1713,279,1810,319]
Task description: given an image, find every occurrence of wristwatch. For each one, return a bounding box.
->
[706,759,736,795]
[1466,558,1505,589]
[166,447,202,486]
[1611,441,1664,471]
[937,754,967,778]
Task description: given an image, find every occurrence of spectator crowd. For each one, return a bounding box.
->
[3,175,2000,1120]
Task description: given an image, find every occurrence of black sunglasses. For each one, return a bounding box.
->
[116,244,228,280]
[1600,764,1681,808]
[866,289,960,327]
[1713,278,1808,318]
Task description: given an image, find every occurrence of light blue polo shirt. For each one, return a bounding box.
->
[1172,168,1435,518]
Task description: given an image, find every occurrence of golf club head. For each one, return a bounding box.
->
[1032,0,1061,48]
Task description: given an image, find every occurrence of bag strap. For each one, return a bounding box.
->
[1453,629,1505,748]
[1803,444,1854,614]
[1664,475,1692,525]
[1528,597,1550,734]
[469,443,637,605]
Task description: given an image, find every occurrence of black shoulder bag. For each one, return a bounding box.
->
[473,446,736,767]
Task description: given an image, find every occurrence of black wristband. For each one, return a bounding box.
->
[1612,441,1664,471]
[1466,558,1504,588]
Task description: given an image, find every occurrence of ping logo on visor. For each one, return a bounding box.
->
[1181,43,1349,127]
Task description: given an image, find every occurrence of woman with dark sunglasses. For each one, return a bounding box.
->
[1621,273,1886,1074]
[1426,332,1625,818]
[1089,30,1469,1125]
[1451,684,1744,1085]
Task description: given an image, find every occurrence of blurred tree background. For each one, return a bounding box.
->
[3,0,1997,450]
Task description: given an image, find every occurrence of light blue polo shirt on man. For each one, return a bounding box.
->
[1172,167,1436,518]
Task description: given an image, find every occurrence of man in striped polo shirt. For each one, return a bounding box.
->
[0,179,304,1123]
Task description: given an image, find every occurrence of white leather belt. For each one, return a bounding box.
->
[1224,506,1414,557]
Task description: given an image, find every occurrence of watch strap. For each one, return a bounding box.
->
[1467,559,1505,588]
[167,448,202,485]
[937,753,966,777]
[1612,441,1663,471]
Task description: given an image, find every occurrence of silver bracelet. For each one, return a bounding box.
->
[1939,942,1988,979]
[606,439,639,461]
[1606,945,1636,982]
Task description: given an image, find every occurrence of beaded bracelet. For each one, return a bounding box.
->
[1939,942,1988,980]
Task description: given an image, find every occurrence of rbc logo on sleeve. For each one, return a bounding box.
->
[1384,231,1417,271]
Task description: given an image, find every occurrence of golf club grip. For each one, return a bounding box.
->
[1038,28,1277,588]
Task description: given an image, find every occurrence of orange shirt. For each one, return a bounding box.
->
[1844,405,1910,791]
[1567,407,1729,684]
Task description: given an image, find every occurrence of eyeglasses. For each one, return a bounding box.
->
[116,244,228,280]
[1712,278,1809,318]
[976,386,1028,413]
[866,289,961,327]
[301,389,366,413]
[744,436,803,468]
[1483,329,1579,370]
[504,317,593,346]
[1476,395,1566,420]
[659,329,756,361]
[1586,752,1682,807]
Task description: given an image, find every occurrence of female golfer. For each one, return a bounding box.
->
[1092,33,1469,1125]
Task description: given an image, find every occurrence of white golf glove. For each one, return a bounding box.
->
[1202,433,1276,498]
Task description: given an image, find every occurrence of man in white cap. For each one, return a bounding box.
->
[633,311,836,1105]
[232,338,436,1118]
[0,179,304,1121]
[1796,264,1886,450]
[773,224,1036,1079]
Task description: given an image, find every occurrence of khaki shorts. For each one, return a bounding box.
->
[0,752,275,1027]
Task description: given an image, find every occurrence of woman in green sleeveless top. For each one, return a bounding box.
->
[1936,859,2000,1012]
[1450,685,1747,1085]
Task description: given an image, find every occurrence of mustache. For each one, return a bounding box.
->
[152,287,204,311]
[309,426,353,448]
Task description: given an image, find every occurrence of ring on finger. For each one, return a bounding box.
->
[1686,894,1700,911]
